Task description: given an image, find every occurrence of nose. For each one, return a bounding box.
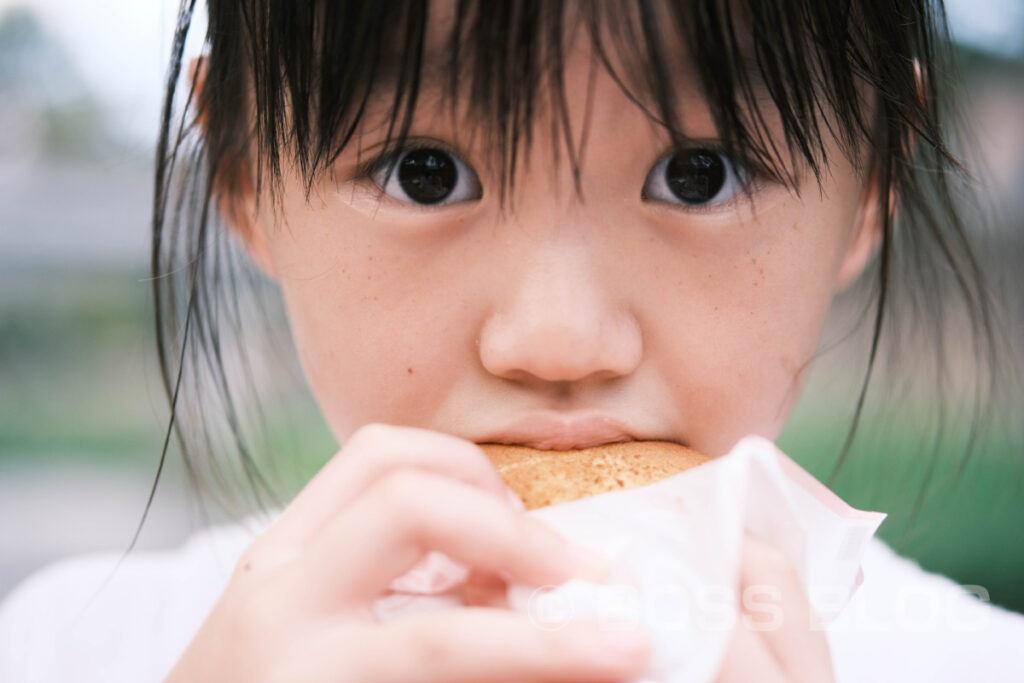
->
[478,247,643,384]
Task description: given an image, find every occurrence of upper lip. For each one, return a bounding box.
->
[477,412,639,450]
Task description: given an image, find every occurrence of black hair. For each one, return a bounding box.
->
[142,0,1001,533]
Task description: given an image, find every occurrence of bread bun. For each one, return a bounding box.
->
[480,441,709,510]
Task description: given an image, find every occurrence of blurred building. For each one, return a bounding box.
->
[0,7,150,267]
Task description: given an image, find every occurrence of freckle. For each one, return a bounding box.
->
[407,367,414,375]
[759,267,765,276]
[751,257,757,265]
[714,305,719,311]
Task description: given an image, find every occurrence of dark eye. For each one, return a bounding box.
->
[642,148,748,207]
[371,146,481,206]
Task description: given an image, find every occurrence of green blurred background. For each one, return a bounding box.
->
[1,1,1022,614]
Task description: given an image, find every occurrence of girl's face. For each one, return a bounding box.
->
[236,35,877,457]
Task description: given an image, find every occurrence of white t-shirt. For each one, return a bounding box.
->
[1,522,1022,682]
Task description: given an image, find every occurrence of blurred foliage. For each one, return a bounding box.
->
[0,7,50,88]
[956,42,1024,74]
[779,403,1024,615]
[0,268,160,458]
[36,96,112,159]
[0,6,119,160]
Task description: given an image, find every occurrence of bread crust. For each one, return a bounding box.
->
[480,441,709,510]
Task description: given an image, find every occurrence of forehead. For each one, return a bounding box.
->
[369,1,766,114]
[360,2,785,182]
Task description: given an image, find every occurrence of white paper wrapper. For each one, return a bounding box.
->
[374,435,885,682]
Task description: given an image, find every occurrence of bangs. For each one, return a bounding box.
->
[199,0,946,199]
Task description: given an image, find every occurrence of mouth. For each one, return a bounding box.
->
[477,412,642,451]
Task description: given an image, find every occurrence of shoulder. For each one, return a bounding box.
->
[0,518,265,683]
[827,537,1024,683]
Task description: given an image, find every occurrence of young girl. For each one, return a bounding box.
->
[2,0,1022,681]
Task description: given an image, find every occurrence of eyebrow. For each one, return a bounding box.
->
[356,32,793,172]
[369,50,775,110]
[368,39,450,91]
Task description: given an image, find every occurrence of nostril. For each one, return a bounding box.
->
[478,311,643,384]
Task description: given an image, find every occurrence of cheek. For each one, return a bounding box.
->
[645,197,860,455]
[266,209,478,441]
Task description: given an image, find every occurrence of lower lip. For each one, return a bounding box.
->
[487,415,634,450]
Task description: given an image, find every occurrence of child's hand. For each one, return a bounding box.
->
[165,424,650,682]
[715,535,835,683]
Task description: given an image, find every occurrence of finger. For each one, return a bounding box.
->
[268,424,513,548]
[715,623,787,683]
[739,535,834,683]
[300,469,604,606]
[340,609,650,683]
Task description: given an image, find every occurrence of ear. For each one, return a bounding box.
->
[835,173,885,292]
[189,57,278,280]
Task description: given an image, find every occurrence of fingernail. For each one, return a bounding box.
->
[504,487,526,511]
[563,543,607,582]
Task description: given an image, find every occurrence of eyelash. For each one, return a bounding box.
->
[356,139,482,207]
[357,139,450,181]
[354,140,763,211]
[640,146,759,213]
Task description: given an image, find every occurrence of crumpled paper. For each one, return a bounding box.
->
[374,436,885,682]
